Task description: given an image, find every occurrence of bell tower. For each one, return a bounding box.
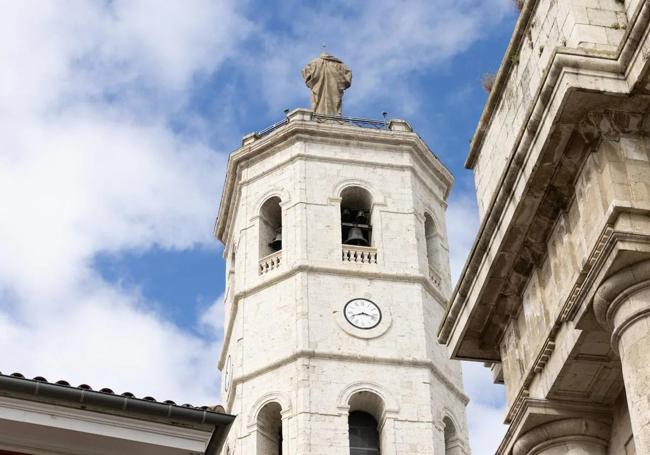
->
[214,57,469,455]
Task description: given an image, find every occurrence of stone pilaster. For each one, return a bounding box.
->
[512,418,610,455]
[594,260,650,454]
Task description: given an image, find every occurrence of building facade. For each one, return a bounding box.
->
[439,0,650,454]
[0,372,233,454]
[214,109,470,454]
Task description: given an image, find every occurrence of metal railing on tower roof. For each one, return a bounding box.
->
[255,111,389,140]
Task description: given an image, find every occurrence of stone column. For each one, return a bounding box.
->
[512,418,610,455]
[594,260,650,454]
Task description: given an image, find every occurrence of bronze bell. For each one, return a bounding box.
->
[355,210,367,224]
[269,228,282,251]
[344,227,368,246]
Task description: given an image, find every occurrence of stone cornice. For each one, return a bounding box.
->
[225,349,469,414]
[439,1,650,352]
[466,1,649,169]
[214,111,453,244]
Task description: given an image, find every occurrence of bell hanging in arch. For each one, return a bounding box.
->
[269,227,282,252]
[355,210,367,224]
[344,227,368,246]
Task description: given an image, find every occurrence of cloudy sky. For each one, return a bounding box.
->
[0,0,517,452]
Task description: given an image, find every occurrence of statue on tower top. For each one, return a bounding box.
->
[301,53,352,116]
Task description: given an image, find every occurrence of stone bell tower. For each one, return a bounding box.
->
[214,56,469,454]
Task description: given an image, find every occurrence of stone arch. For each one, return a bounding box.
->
[337,381,399,416]
[253,188,291,216]
[248,392,292,428]
[333,179,381,205]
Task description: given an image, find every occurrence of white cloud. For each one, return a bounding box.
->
[462,362,508,454]
[0,0,248,404]
[447,192,481,284]
[238,0,513,115]
[0,0,508,449]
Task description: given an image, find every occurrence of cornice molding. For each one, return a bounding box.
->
[466,1,649,169]
[225,349,468,413]
[441,2,650,348]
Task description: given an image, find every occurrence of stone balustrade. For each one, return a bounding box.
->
[341,245,377,264]
[259,251,282,275]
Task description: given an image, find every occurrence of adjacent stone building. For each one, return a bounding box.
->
[214,108,470,453]
[439,0,650,454]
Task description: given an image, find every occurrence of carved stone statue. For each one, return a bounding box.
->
[301,53,352,116]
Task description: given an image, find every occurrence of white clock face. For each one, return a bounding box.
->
[223,355,232,393]
[344,298,382,329]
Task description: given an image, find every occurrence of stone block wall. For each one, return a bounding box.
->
[471,0,629,218]
[499,130,650,407]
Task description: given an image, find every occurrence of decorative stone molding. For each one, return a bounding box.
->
[578,109,650,146]
[336,381,399,416]
[593,259,650,352]
[512,418,610,455]
[247,392,292,429]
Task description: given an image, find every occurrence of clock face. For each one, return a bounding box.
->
[223,355,232,393]
[344,298,382,330]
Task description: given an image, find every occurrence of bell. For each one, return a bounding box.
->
[355,210,367,224]
[269,228,282,251]
[344,227,368,246]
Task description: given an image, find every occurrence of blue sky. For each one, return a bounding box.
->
[0,1,518,452]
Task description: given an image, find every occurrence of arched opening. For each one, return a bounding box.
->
[257,402,283,455]
[259,197,282,258]
[348,391,384,455]
[424,213,437,270]
[443,416,458,455]
[340,186,373,247]
[349,411,380,455]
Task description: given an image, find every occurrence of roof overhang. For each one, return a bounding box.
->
[0,373,234,455]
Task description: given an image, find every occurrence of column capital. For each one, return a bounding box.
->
[593,260,650,353]
[513,417,610,455]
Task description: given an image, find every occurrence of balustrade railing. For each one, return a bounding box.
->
[342,245,378,264]
[259,251,282,275]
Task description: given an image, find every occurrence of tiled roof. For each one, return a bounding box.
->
[0,371,234,431]
[0,371,225,413]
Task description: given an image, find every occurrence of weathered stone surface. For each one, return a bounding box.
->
[440,0,650,453]
[215,110,469,454]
